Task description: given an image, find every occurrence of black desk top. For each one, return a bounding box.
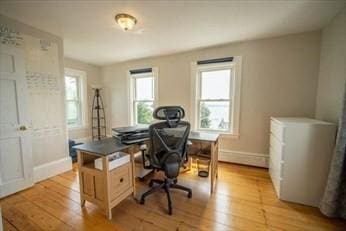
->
[74,138,130,156]
[74,132,219,156]
[189,131,219,142]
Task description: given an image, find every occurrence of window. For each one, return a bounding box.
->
[128,68,158,125]
[65,68,88,128]
[191,57,241,135]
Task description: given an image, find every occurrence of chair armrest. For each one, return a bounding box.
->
[140,144,152,169]
[182,140,192,163]
[139,144,147,151]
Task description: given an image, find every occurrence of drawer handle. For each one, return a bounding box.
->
[120,177,124,183]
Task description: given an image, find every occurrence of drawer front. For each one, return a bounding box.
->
[110,163,132,201]
[270,120,285,142]
[270,134,285,162]
[269,160,282,197]
[269,146,282,172]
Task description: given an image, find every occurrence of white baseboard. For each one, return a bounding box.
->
[33,157,72,183]
[219,149,269,168]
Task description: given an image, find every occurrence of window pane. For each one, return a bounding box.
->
[201,69,231,99]
[65,76,79,100]
[66,101,79,125]
[199,101,230,131]
[135,77,153,100]
[136,101,154,124]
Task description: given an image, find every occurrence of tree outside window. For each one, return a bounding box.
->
[137,102,154,124]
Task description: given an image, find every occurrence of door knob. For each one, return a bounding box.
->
[19,126,27,131]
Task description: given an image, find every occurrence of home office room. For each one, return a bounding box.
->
[0,1,346,230]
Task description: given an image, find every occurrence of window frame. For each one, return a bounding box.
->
[64,68,88,129]
[191,57,242,137]
[127,67,159,125]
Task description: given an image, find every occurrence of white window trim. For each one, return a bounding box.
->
[65,67,88,130]
[127,67,159,125]
[190,57,242,138]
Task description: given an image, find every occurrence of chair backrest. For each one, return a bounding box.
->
[147,107,190,176]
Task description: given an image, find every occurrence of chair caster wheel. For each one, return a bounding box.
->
[173,179,177,184]
[148,181,154,187]
[168,208,172,215]
[188,191,192,198]
[140,198,145,205]
[139,177,145,182]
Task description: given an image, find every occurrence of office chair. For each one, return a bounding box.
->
[139,106,192,215]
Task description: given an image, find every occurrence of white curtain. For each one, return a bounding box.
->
[320,84,346,219]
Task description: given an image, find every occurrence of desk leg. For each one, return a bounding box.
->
[103,157,112,220]
[215,139,219,179]
[77,151,86,207]
[210,139,219,194]
[210,142,215,194]
[130,146,137,199]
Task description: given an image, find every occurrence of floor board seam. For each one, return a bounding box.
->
[256,179,269,228]
[2,215,20,231]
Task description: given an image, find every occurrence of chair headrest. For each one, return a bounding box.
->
[153,106,185,120]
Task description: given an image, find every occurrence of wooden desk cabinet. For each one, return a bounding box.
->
[77,149,135,219]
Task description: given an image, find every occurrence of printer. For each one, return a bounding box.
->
[112,124,149,144]
[112,124,152,180]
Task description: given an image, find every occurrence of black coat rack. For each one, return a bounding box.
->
[92,88,106,141]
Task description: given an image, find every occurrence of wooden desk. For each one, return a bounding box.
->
[188,132,219,194]
[74,132,219,219]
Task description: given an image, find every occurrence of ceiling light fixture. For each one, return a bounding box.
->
[115,13,137,31]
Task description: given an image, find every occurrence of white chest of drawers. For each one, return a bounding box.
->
[269,117,336,207]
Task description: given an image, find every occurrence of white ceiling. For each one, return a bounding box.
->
[0,1,345,65]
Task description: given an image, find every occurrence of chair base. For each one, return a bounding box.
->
[139,178,192,215]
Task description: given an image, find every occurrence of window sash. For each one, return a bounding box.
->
[65,75,82,127]
[198,68,232,101]
[133,74,154,101]
[132,74,155,124]
[197,99,231,132]
[196,65,233,132]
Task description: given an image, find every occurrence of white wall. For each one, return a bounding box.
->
[102,31,321,157]
[316,7,346,124]
[0,14,71,179]
[64,57,102,140]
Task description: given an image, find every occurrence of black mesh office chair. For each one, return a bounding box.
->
[139,106,192,215]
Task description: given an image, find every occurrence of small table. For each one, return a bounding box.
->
[75,138,136,219]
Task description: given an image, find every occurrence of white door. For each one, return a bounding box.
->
[0,44,33,198]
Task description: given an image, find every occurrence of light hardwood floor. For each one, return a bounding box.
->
[1,162,345,231]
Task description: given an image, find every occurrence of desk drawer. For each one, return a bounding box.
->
[270,134,285,161]
[270,119,285,142]
[269,160,282,197]
[109,162,132,201]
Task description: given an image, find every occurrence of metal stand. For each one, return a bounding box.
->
[92,88,106,141]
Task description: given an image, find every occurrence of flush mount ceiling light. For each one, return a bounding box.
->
[115,13,137,31]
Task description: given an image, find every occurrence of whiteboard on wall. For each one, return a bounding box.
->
[22,34,67,165]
